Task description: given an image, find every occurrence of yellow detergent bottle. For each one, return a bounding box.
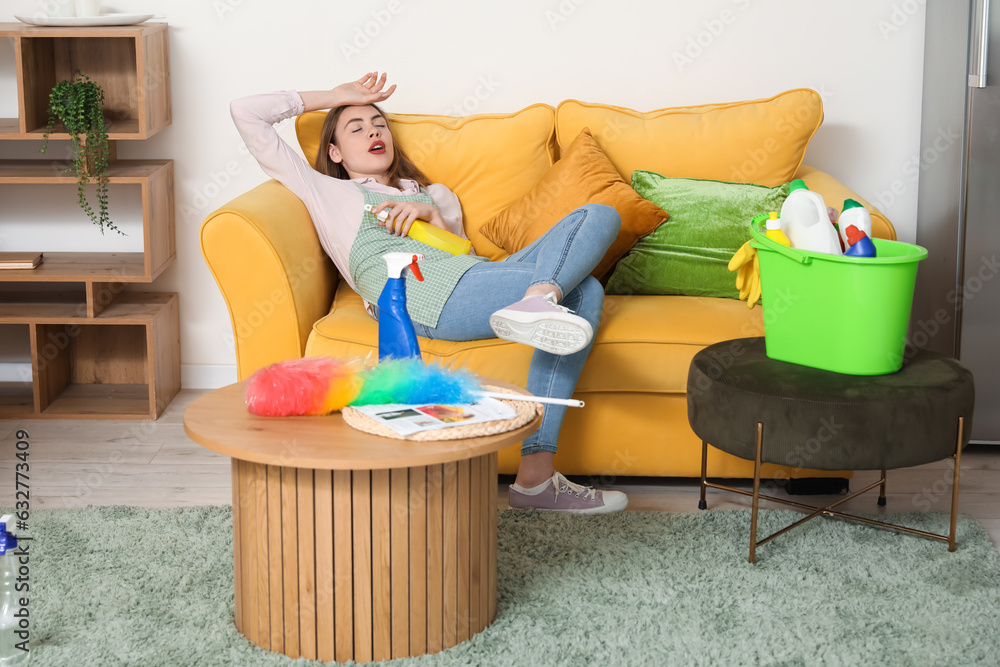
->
[365,205,472,255]
[764,211,792,247]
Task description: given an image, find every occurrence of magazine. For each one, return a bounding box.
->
[349,396,517,437]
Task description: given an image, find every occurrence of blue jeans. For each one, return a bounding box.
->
[412,204,621,456]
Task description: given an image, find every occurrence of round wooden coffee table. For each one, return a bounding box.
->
[183,378,540,663]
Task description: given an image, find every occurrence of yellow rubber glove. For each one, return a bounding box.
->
[728,241,761,309]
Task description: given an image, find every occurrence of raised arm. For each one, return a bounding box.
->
[229,73,397,202]
[298,71,396,112]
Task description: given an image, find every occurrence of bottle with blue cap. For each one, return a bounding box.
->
[844,225,878,258]
[0,515,28,666]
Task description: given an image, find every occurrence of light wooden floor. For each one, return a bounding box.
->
[2,389,998,550]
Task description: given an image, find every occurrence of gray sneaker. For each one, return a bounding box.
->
[508,472,628,514]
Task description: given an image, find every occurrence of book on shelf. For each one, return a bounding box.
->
[0,253,42,270]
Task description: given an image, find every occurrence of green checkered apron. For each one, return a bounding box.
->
[349,184,486,328]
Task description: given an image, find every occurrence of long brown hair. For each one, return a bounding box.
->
[312,103,430,189]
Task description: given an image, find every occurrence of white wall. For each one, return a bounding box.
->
[0,0,927,387]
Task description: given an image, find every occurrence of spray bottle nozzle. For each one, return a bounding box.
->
[383,252,425,280]
[408,255,424,281]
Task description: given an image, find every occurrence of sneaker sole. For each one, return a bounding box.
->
[489,312,593,356]
[509,493,629,514]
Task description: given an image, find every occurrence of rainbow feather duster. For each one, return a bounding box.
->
[245,357,482,416]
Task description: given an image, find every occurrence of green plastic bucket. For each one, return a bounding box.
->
[748,217,928,375]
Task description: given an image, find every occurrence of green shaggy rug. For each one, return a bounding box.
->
[8,505,1000,666]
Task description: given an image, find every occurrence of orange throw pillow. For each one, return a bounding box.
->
[480,128,668,279]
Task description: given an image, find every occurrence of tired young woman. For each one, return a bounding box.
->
[231,72,627,513]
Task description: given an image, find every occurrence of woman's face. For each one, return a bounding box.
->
[328,105,394,182]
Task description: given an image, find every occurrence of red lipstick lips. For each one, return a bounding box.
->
[369,141,386,154]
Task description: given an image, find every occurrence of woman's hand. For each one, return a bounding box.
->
[373,201,444,237]
[300,72,396,112]
[333,72,397,106]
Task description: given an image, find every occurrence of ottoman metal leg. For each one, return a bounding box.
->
[749,423,763,564]
[949,416,965,552]
[698,440,708,510]
[878,470,887,506]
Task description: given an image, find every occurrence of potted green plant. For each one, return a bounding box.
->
[40,73,121,236]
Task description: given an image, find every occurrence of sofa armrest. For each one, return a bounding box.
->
[794,165,896,241]
[200,179,339,380]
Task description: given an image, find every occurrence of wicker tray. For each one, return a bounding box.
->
[342,385,542,441]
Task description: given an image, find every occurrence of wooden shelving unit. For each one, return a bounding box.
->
[0,23,170,139]
[0,22,179,420]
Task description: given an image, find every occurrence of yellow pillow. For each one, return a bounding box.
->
[555,89,823,187]
[480,128,668,279]
[295,104,557,260]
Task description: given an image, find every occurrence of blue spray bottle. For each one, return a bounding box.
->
[0,515,27,666]
[378,252,425,361]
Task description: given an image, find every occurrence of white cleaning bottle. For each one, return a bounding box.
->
[779,179,842,255]
[838,199,873,249]
[0,516,27,666]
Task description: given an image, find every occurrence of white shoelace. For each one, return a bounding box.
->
[552,472,597,502]
[541,292,577,315]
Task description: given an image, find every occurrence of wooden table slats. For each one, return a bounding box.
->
[231,456,500,661]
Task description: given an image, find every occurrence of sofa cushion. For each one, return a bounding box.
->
[606,172,789,298]
[295,104,557,261]
[555,89,823,187]
[479,128,668,279]
[305,282,764,395]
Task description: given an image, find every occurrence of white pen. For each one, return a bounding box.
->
[475,391,584,408]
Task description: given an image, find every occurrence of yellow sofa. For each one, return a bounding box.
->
[201,89,895,480]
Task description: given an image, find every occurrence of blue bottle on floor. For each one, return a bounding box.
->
[0,515,28,666]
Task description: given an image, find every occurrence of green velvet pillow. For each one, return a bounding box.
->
[605,171,789,298]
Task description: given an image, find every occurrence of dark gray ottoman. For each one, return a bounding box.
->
[687,337,975,563]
